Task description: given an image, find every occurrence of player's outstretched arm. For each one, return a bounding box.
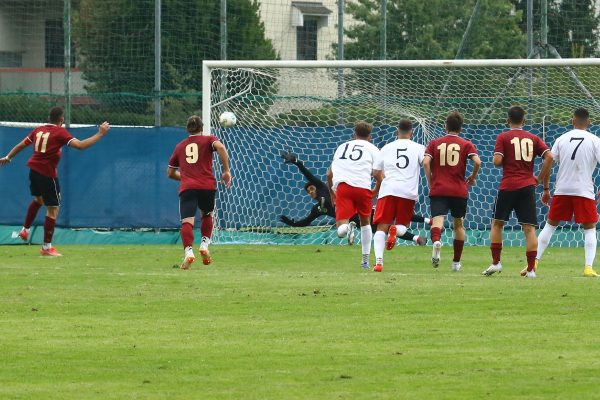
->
[214,141,232,188]
[69,121,110,150]
[287,206,321,227]
[294,159,325,188]
[0,139,30,166]
[466,155,482,186]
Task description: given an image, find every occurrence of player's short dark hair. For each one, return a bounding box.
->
[48,106,64,124]
[186,115,203,133]
[304,182,315,192]
[354,121,373,138]
[446,111,463,133]
[508,106,526,124]
[397,119,413,134]
[573,107,590,121]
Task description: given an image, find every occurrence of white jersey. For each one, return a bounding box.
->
[374,138,425,201]
[552,128,600,200]
[331,139,380,190]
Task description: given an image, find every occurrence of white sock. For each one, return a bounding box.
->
[537,223,557,260]
[43,242,51,250]
[374,231,386,265]
[201,236,211,245]
[337,224,349,238]
[395,224,408,237]
[584,228,597,267]
[22,227,30,233]
[424,218,431,224]
[413,235,420,243]
[184,246,193,254]
[361,225,372,260]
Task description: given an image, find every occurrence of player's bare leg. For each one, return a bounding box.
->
[40,206,61,257]
[180,217,195,269]
[373,224,389,272]
[358,215,372,269]
[20,196,43,242]
[482,219,504,276]
[430,216,444,268]
[200,212,213,265]
[336,218,356,245]
[452,217,465,272]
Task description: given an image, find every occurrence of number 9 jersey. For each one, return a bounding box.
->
[168,134,220,193]
[374,138,425,201]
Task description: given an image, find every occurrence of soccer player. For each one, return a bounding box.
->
[279,150,429,244]
[372,119,425,272]
[482,106,554,277]
[327,121,381,268]
[0,106,109,256]
[423,112,481,271]
[167,115,231,269]
[535,108,600,277]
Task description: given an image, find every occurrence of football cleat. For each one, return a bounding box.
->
[520,259,538,277]
[386,225,397,251]
[415,235,427,246]
[361,261,370,270]
[199,239,212,265]
[40,247,62,257]
[180,248,195,270]
[452,261,462,272]
[525,270,537,278]
[18,228,29,242]
[482,263,503,276]
[373,264,383,272]
[347,221,356,245]
[583,266,598,277]
[431,241,442,268]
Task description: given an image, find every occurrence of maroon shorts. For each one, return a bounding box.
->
[373,196,416,226]
[335,182,373,220]
[548,195,598,224]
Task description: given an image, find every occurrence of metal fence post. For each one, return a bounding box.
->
[154,0,162,127]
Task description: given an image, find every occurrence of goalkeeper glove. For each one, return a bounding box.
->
[280,215,295,225]
[281,150,298,164]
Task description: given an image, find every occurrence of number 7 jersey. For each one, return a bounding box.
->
[551,128,600,200]
[374,138,425,201]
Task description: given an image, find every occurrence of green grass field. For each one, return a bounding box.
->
[1,244,600,399]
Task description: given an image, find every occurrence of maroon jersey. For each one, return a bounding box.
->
[494,129,549,191]
[168,134,220,193]
[425,134,478,198]
[25,124,74,178]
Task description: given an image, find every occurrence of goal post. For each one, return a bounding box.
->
[203,58,600,246]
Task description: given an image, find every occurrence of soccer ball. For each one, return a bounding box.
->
[219,111,237,128]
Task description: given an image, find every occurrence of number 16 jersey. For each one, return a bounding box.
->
[425,134,478,198]
[374,138,425,201]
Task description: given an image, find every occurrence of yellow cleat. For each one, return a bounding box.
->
[583,266,598,277]
[520,259,538,277]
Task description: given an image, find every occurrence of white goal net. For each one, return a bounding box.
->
[203,59,600,247]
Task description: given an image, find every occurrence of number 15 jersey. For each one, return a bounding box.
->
[331,139,380,191]
[168,134,220,193]
[374,138,425,201]
[552,129,600,200]
[425,134,478,198]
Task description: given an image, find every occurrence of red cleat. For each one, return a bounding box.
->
[386,225,397,250]
[40,247,62,257]
[18,229,29,242]
[373,264,383,272]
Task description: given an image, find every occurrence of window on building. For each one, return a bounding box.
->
[297,18,318,60]
[0,52,22,67]
[45,20,76,68]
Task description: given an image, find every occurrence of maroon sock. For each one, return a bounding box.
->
[43,216,56,244]
[490,243,502,265]
[24,201,42,229]
[181,222,194,248]
[431,227,442,243]
[453,239,464,262]
[201,215,214,239]
[526,251,537,272]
